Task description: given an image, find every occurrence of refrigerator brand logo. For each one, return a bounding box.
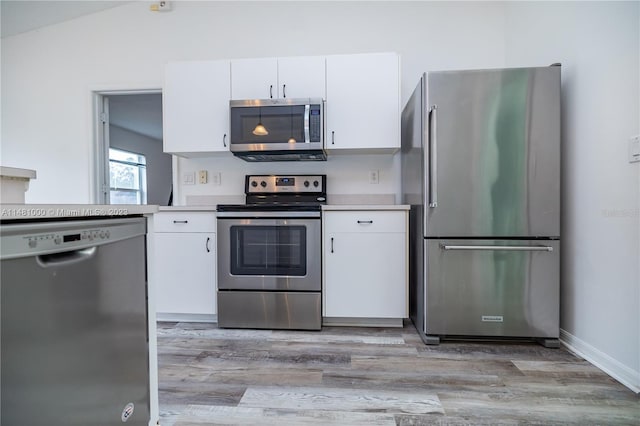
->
[482,315,504,322]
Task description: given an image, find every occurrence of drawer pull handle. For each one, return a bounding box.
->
[173,220,188,224]
[357,220,373,224]
[441,245,553,252]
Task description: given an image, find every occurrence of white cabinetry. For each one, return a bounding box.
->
[323,210,408,323]
[325,53,400,152]
[231,56,326,99]
[153,212,217,321]
[163,60,231,156]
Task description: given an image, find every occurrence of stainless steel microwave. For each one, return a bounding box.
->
[229,98,326,162]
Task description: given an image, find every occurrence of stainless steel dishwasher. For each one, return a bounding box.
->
[1,217,150,426]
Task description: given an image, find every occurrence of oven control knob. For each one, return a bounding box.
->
[251,181,258,187]
[260,181,267,188]
[28,239,37,248]
[54,236,62,245]
[304,180,310,187]
[313,180,319,187]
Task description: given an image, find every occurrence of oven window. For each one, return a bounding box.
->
[230,225,307,276]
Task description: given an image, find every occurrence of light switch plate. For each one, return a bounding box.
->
[198,170,208,184]
[629,135,640,163]
[183,172,195,185]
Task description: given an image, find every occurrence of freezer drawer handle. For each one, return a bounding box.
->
[441,244,553,252]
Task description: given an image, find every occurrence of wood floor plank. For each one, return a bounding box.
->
[351,354,524,376]
[238,386,444,415]
[172,405,398,425]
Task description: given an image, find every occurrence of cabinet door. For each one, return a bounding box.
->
[277,56,326,99]
[163,60,230,155]
[326,53,400,151]
[324,232,406,318]
[155,233,216,315]
[231,58,278,99]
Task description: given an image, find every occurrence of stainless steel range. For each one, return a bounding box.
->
[216,174,326,330]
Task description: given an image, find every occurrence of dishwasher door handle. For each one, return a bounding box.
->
[36,247,97,267]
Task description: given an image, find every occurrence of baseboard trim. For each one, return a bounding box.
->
[157,313,217,323]
[322,317,404,327]
[560,328,639,393]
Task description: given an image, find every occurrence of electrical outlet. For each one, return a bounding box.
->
[198,170,208,184]
[369,170,379,184]
[211,172,222,186]
[183,172,195,185]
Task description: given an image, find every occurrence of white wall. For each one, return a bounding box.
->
[0,1,506,203]
[2,1,639,392]
[504,1,640,392]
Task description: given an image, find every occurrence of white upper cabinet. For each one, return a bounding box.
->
[230,57,278,100]
[231,56,326,100]
[325,52,400,152]
[276,56,326,99]
[163,60,231,156]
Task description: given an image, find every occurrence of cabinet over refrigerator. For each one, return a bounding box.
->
[401,65,561,347]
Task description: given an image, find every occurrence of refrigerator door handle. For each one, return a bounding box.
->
[440,244,554,252]
[428,105,438,208]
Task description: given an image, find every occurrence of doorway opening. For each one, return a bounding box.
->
[94,90,172,206]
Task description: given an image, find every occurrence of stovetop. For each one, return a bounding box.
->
[216,203,322,212]
[217,174,326,212]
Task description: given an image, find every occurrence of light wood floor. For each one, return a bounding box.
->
[157,321,639,425]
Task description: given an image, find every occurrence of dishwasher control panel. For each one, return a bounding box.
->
[25,229,112,249]
[0,217,146,260]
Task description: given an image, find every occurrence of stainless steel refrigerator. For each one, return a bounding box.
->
[401,65,561,347]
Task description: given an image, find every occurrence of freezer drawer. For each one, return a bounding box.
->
[425,239,559,339]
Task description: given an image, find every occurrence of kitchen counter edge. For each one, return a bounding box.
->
[1,204,158,220]
[322,205,410,211]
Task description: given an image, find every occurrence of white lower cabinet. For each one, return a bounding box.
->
[153,212,216,319]
[323,210,408,321]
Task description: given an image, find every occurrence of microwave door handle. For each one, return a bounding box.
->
[304,104,310,143]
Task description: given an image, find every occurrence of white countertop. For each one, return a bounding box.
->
[322,204,410,211]
[160,204,409,213]
[1,204,158,220]
[158,206,217,212]
[0,166,37,180]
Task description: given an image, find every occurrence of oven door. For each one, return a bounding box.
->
[217,215,321,291]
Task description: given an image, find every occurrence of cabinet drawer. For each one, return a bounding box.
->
[154,212,216,233]
[324,211,405,233]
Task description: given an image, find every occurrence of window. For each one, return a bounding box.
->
[109,148,147,204]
